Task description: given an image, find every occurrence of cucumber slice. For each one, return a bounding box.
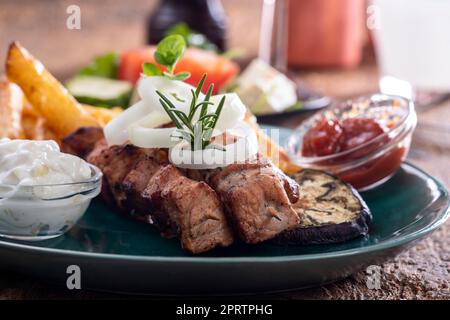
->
[66,76,133,108]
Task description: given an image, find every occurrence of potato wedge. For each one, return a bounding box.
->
[21,103,60,143]
[21,107,46,140]
[0,78,25,139]
[6,42,100,137]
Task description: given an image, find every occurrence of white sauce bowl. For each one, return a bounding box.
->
[0,164,102,241]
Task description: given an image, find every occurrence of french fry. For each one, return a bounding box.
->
[82,104,123,126]
[6,42,100,138]
[244,111,301,175]
[0,79,25,139]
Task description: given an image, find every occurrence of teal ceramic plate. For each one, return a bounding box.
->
[0,127,448,295]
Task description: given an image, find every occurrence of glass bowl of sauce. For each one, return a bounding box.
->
[0,139,102,241]
[0,163,102,241]
[286,94,417,191]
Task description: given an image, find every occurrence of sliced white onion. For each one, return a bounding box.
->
[104,100,153,145]
[104,77,198,146]
[138,76,202,115]
[168,122,258,169]
[128,126,179,148]
[207,93,246,136]
[134,111,171,129]
[103,76,255,170]
[227,121,259,150]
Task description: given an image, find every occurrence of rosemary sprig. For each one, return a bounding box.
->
[156,74,226,151]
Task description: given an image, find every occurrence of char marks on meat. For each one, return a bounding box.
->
[208,158,300,244]
[121,157,166,214]
[89,144,158,209]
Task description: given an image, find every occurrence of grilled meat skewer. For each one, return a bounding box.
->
[62,127,234,254]
[62,127,302,252]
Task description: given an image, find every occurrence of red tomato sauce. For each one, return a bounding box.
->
[338,146,405,189]
[302,118,405,189]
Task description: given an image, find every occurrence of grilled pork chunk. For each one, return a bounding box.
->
[272,165,300,204]
[88,144,156,209]
[61,127,104,159]
[208,158,300,244]
[62,127,113,204]
[121,156,167,214]
[143,165,234,254]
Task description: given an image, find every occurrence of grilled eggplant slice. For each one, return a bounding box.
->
[275,169,372,245]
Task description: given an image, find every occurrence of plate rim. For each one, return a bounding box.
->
[0,162,448,264]
[255,96,331,119]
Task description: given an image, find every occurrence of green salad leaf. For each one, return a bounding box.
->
[285,101,304,112]
[165,23,191,43]
[165,22,218,52]
[78,52,118,79]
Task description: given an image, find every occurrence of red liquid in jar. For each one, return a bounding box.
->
[302,118,405,189]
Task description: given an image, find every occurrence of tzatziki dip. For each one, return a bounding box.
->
[0,139,101,240]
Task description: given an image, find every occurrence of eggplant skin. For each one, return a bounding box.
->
[275,170,372,245]
[275,206,371,245]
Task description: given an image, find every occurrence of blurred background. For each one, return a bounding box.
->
[0,0,263,78]
[0,0,375,92]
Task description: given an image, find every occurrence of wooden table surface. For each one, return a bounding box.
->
[0,0,449,300]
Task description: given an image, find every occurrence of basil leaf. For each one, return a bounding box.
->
[78,52,118,79]
[172,72,191,81]
[154,51,168,67]
[155,35,186,70]
[162,71,175,79]
[161,71,190,81]
[142,62,162,76]
[144,35,190,81]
